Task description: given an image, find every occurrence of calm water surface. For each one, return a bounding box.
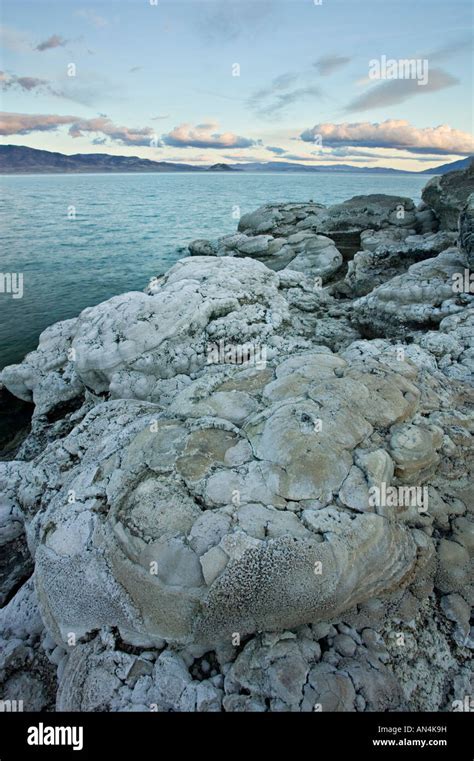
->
[0,172,430,369]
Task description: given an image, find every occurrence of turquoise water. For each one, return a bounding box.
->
[0,172,430,370]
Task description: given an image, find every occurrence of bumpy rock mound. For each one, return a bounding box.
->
[422,161,474,231]
[354,248,473,336]
[237,195,417,240]
[190,194,425,267]
[344,231,456,297]
[245,195,419,262]
[2,346,441,649]
[192,231,343,283]
[1,257,296,416]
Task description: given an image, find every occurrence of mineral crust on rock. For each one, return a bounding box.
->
[1,164,472,712]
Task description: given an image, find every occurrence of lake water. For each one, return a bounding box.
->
[0,172,430,370]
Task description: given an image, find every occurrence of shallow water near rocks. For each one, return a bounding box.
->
[0,171,429,370]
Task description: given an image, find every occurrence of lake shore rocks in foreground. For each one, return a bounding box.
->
[0,165,472,712]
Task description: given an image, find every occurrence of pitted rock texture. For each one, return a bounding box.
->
[1,347,440,648]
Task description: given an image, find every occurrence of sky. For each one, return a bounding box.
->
[0,0,473,170]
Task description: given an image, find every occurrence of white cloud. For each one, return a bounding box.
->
[300,120,474,156]
[0,112,157,147]
[162,122,257,149]
[0,112,78,135]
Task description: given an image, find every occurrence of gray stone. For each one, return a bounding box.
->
[422,161,474,231]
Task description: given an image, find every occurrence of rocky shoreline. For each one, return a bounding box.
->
[0,163,472,712]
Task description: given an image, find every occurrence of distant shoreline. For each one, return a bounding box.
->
[0,169,426,176]
[1,145,471,176]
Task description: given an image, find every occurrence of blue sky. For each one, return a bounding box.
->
[1,0,473,169]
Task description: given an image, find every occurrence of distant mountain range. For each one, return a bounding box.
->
[231,156,473,175]
[229,161,408,174]
[418,155,474,174]
[0,145,472,176]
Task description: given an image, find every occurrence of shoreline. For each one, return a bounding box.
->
[0,169,425,176]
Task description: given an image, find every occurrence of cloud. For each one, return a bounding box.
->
[263,86,321,118]
[315,146,388,161]
[69,117,158,146]
[278,153,319,162]
[321,146,379,159]
[129,66,142,73]
[222,153,261,162]
[266,145,287,155]
[249,82,321,118]
[287,152,381,165]
[164,154,210,164]
[76,9,108,28]
[346,68,458,112]
[248,72,298,105]
[425,37,473,63]
[320,147,449,163]
[0,70,104,106]
[269,73,300,91]
[248,69,322,118]
[314,55,351,76]
[15,76,48,92]
[35,34,68,52]
[1,65,126,110]
[300,120,474,156]
[162,122,257,149]
[0,112,78,136]
[0,111,158,146]
[0,72,51,93]
[198,0,274,43]
[352,37,470,92]
[51,70,125,108]
[258,152,368,165]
